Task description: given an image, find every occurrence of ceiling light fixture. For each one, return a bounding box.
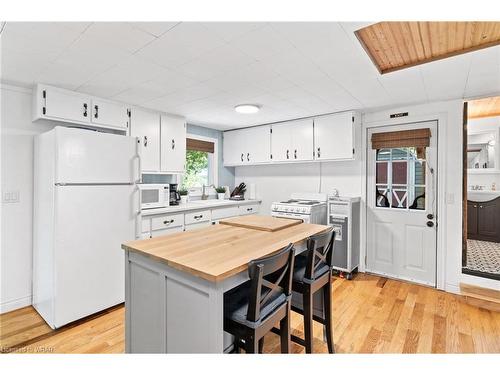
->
[234,104,260,114]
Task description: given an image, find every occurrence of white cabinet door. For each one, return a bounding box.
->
[271,123,292,162]
[131,108,160,172]
[290,119,314,161]
[184,221,211,231]
[314,112,354,160]
[91,98,129,131]
[161,115,186,173]
[44,87,91,124]
[223,130,245,166]
[245,125,271,164]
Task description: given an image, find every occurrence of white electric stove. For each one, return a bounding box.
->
[271,192,327,224]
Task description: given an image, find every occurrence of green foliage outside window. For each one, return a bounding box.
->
[182,150,209,188]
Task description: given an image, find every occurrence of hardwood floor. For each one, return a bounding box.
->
[1,273,499,354]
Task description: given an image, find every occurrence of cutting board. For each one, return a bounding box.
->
[219,214,302,232]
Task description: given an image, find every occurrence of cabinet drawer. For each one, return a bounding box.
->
[239,204,260,215]
[151,213,184,231]
[185,221,211,231]
[212,206,239,220]
[185,210,211,225]
[140,232,151,239]
[151,226,184,238]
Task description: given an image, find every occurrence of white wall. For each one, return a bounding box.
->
[1,85,56,312]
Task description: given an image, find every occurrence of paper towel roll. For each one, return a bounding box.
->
[249,183,256,200]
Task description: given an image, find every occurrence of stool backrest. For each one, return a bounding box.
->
[304,226,336,280]
[246,243,295,322]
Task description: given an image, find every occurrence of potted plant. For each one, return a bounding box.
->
[215,186,226,200]
[179,188,189,204]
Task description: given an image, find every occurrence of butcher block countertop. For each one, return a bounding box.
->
[122,219,328,282]
[219,215,302,232]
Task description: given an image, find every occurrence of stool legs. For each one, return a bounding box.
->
[303,287,314,354]
[323,279,334,354]
[280,303,291,353]
[258,338,264,353]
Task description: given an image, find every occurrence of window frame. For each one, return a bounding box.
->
[181,133,218,196]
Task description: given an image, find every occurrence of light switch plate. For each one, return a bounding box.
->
[446,193,455,205]
[2,190,20,203]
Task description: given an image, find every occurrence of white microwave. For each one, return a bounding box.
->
[138,184,170,210]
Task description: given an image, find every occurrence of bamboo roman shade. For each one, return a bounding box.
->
[186,138,214,153]
[371,128,431,150]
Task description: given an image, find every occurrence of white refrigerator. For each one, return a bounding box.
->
[33,126,140,328]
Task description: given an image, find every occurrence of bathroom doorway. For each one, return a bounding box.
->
[462,96,500,281]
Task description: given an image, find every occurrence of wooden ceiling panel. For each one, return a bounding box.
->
[468,96,500,119]
[356,22,500,74]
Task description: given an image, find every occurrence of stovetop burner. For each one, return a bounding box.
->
[298,201,320,205]
[280,199,300,203]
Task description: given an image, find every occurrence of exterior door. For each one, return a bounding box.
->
[366,121,438,286]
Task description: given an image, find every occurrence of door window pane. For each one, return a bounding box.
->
[391,148,408,160]
[391,189,408,209]
[392,161,407,185]
[376,149,391,161]
[376,185,390,207]
[409,186,426,210]
[376,162,388,183]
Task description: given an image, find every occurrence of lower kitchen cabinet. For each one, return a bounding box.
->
[467,198,500,242]
[140,202,261,238]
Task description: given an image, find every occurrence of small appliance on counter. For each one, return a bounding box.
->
[328,196,360,280]
[169,183,181,205]
[138,184,170,210]
[229,182,246,201]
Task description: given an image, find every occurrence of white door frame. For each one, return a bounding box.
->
[361,112,448,291]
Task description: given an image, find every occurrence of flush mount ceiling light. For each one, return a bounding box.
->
[234,104,260,114]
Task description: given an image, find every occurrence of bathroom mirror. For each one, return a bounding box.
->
[467,130,498,169]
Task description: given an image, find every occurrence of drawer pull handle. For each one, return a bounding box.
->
[163,219,174,225]
[247,208,253,211]
[194,215,203,219]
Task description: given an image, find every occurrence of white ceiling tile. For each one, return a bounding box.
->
[76,55,170,98]
[83,22,156,54]
[0,49,57,87]
[378,67,428,104]
[144,82,222,111]
[464,46,500,98]
[174,44,256,81]
[130,22,179,37]
[136,22,226,69]
[421,53,472,101]
[201,22,265,42]
[229,25,296,62]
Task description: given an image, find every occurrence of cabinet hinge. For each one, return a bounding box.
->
[352,116,355,123]
[353,148,355,155]
[270,154,273,160]
[42,90,46,99]
[270,128,272,134]
[127,109,131,117]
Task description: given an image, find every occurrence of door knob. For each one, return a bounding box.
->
[426,221,434,227]
[427,214,434,220]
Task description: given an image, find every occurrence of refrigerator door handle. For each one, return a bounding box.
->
[135,137,142,183]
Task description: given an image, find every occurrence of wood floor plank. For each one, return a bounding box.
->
[1,274,499,354]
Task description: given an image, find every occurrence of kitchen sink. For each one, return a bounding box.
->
[467,190,500,202]
[190,199,232,206]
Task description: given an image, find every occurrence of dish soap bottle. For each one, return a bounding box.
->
[492,182,497,191]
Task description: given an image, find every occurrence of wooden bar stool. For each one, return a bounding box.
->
[271,227,336,353]
[223,243,296,354]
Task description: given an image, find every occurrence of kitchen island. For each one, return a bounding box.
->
[121,216,328,353]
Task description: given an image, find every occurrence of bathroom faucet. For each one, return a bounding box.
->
[202,184,215,200]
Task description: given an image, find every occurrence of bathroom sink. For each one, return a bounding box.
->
[467,190,500,202]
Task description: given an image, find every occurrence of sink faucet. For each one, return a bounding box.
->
[202,184,215,200]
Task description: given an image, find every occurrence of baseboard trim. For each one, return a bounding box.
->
[460,283,500,304]
[0,295,32,314]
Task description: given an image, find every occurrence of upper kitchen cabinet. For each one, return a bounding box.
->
[223,125,271,166]
[32,84,129,131]
[271,119,314,162]
[33,84,91,125]
[91,98,130,131]
[314,111,357,161]
[160,114,186,173]
[130,108,161,173]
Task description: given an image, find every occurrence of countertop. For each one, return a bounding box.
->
[122,218,328,282]
[141,199,261,216]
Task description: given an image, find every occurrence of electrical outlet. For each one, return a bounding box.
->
[2,190,20,203]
